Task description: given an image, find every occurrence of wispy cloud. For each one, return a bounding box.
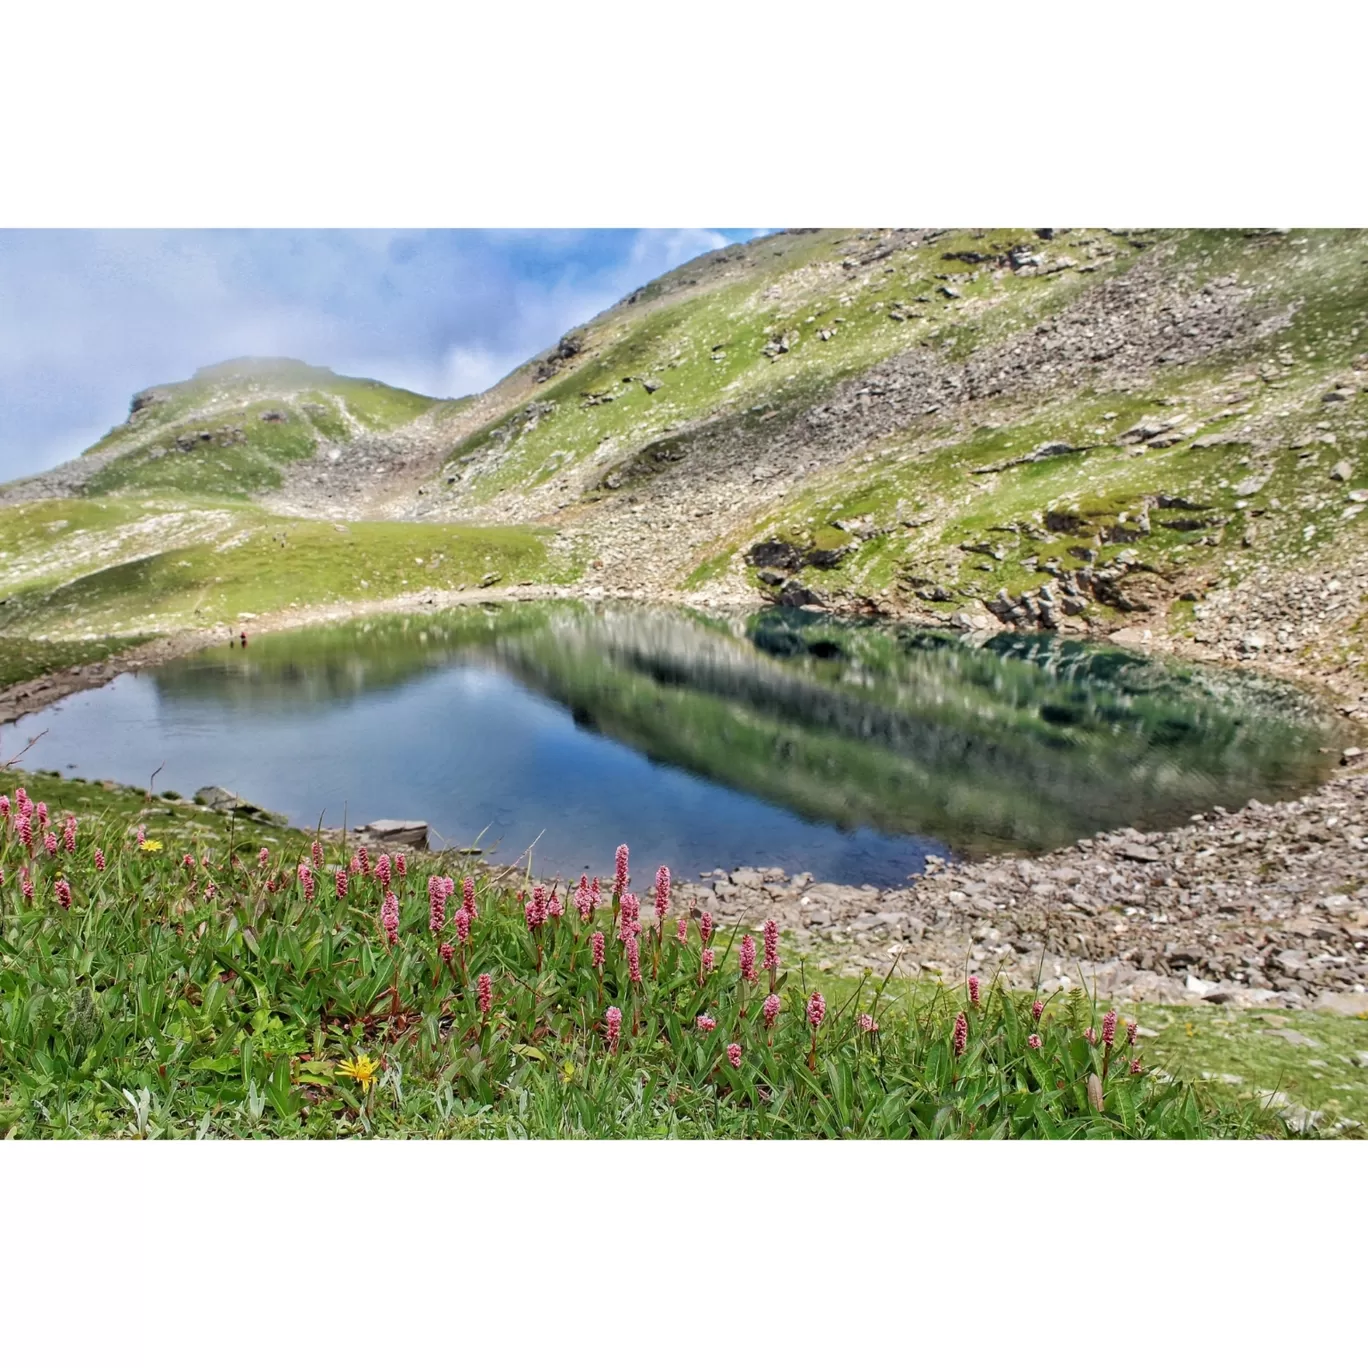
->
[0,228,762,482]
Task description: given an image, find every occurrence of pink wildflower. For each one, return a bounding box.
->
[1126,1020,1139,1046]
[0,794,9,820]
[462,876,477,922]
[1102,1009,1118,1048]
[201,853,211,869]
[21,867,34,901]
[808,992,826,1031]
[375,853,392,891]
[654,865,671,923]
[726,1042,742,1068]
[54,878,72,910]
[381,890,400,945]
[36,801,49,829]
[63,815,77,852]
[311,840,323,869]
[763,994,781,1029]
[442,876,455,899]
[1083,1027,1098,1046]
[257,847,270,869]
[968,974,981,1006]
[182,853,195,872]
[626,934,642,984]
[297,864,316,901]
[134,823,145,844]
[739,934,758,983]
[439,942,455,964]
[1031,999,1044,1022]
[696,1014,717,1033]
[762,918,779,972]
[700,909,714,944]
[348,855,361,875]
[454,910,471,946]
[548,891,563,921]
[676,915,689,945]
[395,852,407,878]
[952,1011,968,1057]
[618,891,641,941]
[16,788,32,817]
[203,882,217,901]
[429,875,447,935]
[1129,1058,1143,1075]
[605,1005,623,1047]
[613,843,629,899]
[526,885,549,931]
[94,848,106,872]
[701,948,715,975]
[477,973,493,1015]
[43,831,58,857]
[1028,1034,1042,1050]
[573,873,596,921]
[16,813,32,853]
[591,931,606,968]
[357,846,370,877]
[336,869,349,899]
[858,1013,879,1034]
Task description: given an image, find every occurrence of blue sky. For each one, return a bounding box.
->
[0,228,763,484]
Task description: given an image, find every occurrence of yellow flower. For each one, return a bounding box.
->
[337,1054,381,1094]
[139,839,163,852]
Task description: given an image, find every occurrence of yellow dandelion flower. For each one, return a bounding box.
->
[139,839,163,852]
[337,1054,381,1094]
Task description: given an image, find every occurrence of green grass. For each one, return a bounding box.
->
[0,514,570,636]
[0,634,150,692]
[0,772,1278,1138]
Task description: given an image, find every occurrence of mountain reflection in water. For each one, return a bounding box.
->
[5,602,1342,884]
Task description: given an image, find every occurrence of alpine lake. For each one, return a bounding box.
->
[1,602,1346,885]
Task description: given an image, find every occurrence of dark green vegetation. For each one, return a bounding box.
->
[0,773,1283,1138]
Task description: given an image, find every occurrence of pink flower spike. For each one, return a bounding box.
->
[613,844,629,899]
[574,873,595,921]
[762,918,779,971]
[439,942,454,964]
[375,853,392,891]
[1126,1020,1139,1046]
[348,855,361,875]
[696,1014,717,1033]
[700,909,714,945]
[94,848,106,872]
[21,867,34,901]
[1129,1058,1143,1075]
[311,840,323,870]
[1083,1026,1098,1046]
[1027,1034,1042,1050]
[477,973,493,1015]
[257,847,270,869]
[0,795,9,819]
[454,910,471,946]
[43,831,58,857]
[807,992,826,1031]
[381,891,400,945]
[54,878,72,910]
[726,1042,742,1068]
[395,852,406,877]
[605,1005,623,1047]
[63,816,77,853]
[36,802,49,829]
[203,882,217,901]
[1102,1009,1118,1047]
[858,1013,879,1034]
[654,865,671,923]
[952,1011,968,1057]
[463,876,477,922]
[591,931,606,968]
[297,864,316,901]
[968,974,980,1006]
[526,885,549,931]
[626,934,642,984]
[1031,999,1044,1022]
[16,813,32,853]
[763,994,781,1029]
[701,948,715,975]
[675,915,689,946]
[739,934,758,983]
[429,875,448,935]
[548,891,563,921]
[618,891,641,941]
[357,846,370,877]
[335,869,349,899]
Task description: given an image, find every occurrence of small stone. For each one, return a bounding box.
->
[1330,460,1354,482]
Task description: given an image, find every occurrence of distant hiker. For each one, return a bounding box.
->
[240,630,248,648]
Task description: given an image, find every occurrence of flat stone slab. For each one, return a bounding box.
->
[358,819,429,849]
[193,785,288,826]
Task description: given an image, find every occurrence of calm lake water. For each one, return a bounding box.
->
[1,603,1342,884]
